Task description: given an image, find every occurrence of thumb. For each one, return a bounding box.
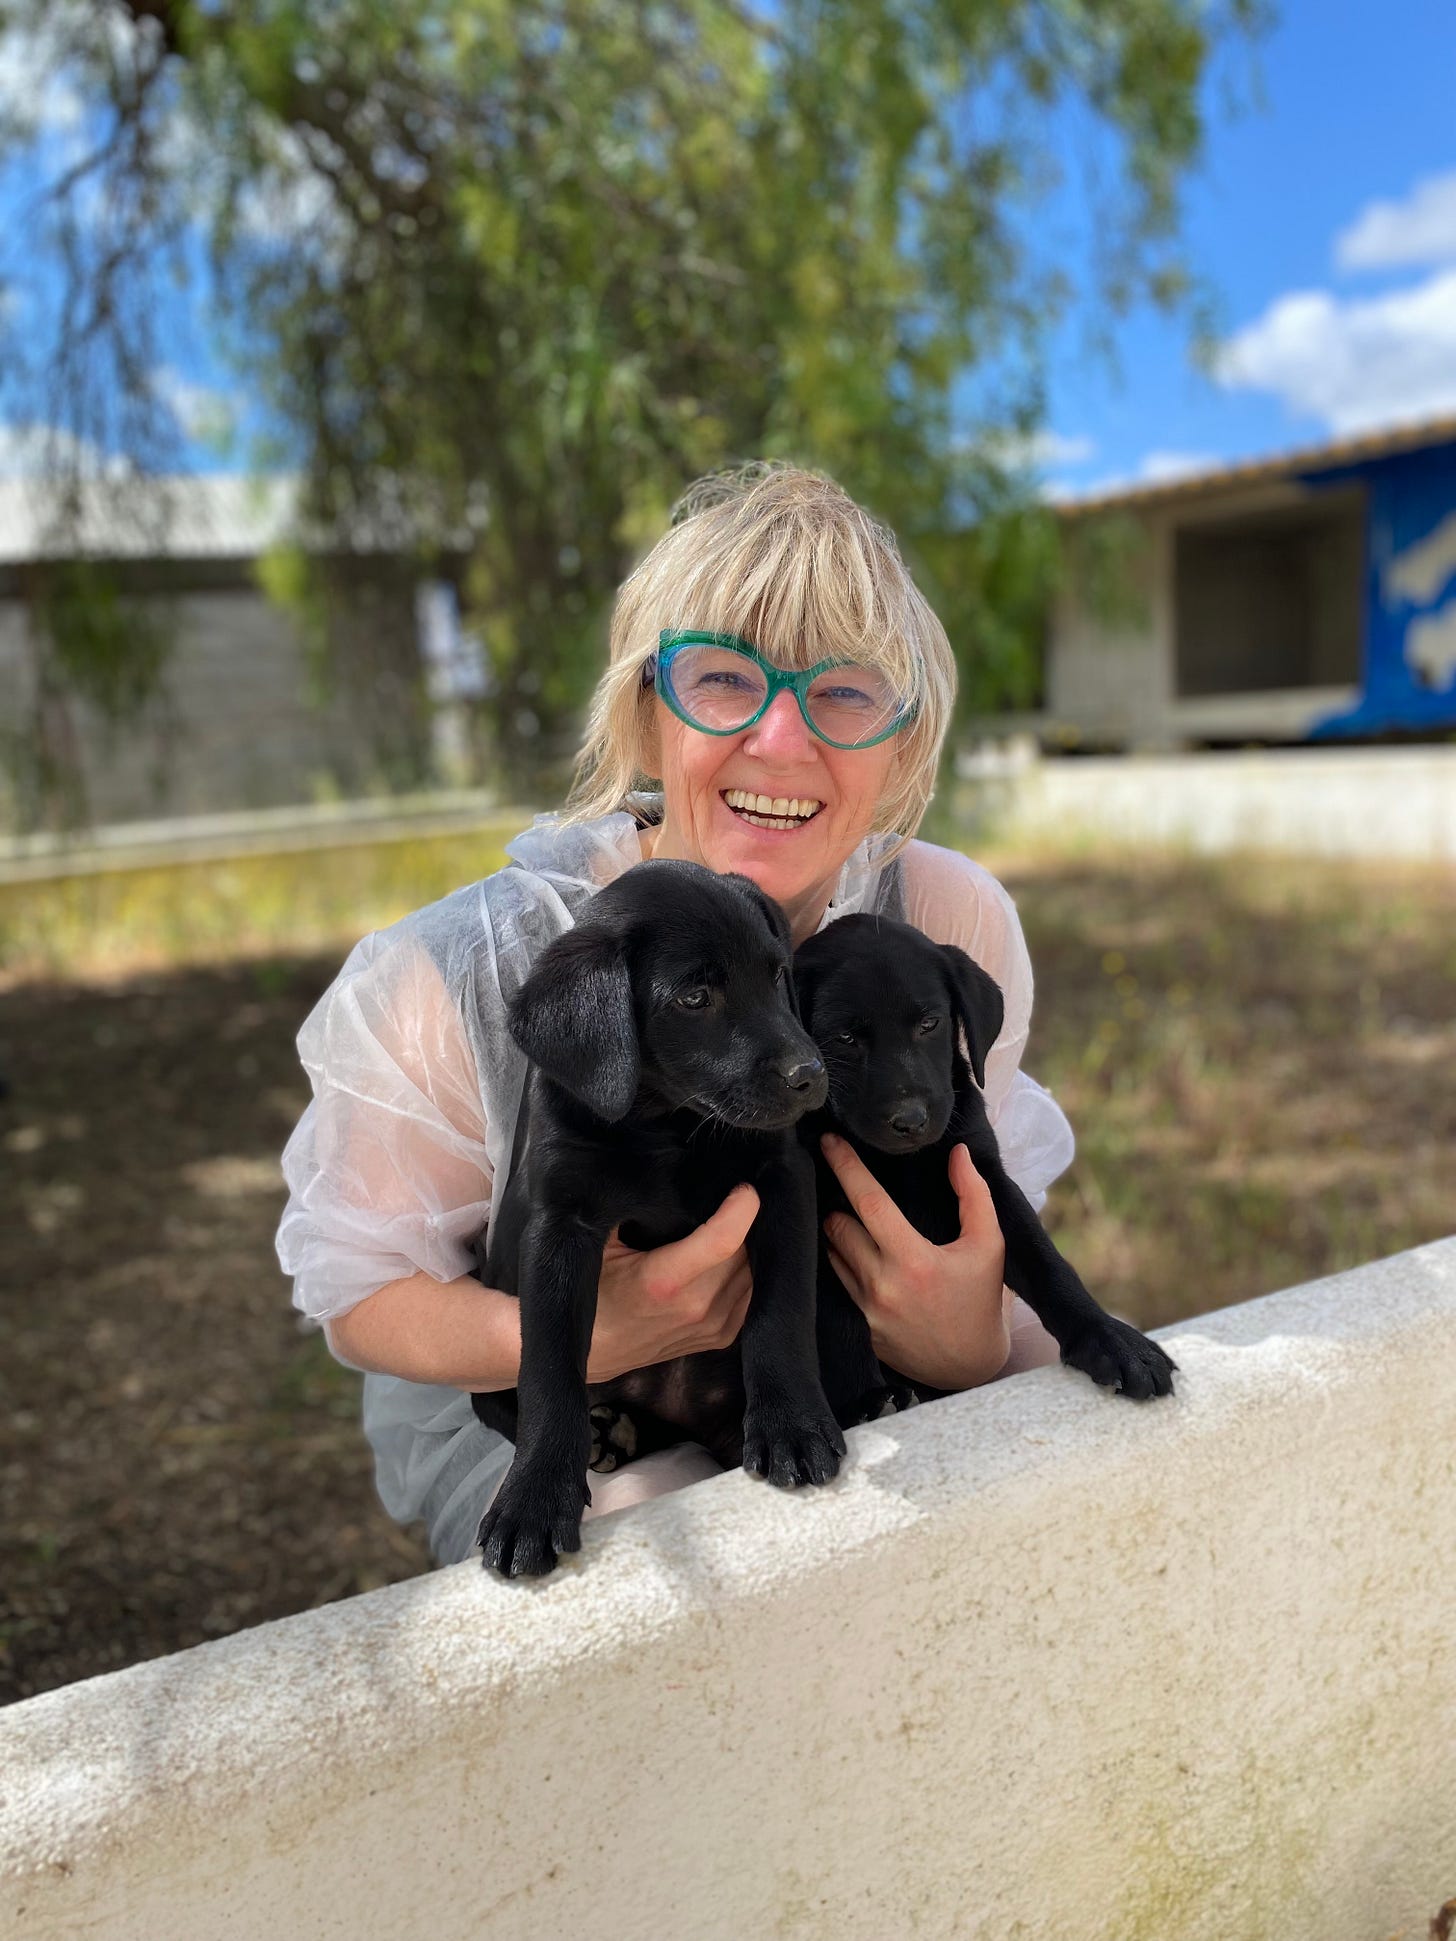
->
[948,1144,998,1246]
[662,1182,761,1279]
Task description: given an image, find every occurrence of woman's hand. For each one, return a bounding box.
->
[820,1134,1010,1391]
[586,1183,759,1382]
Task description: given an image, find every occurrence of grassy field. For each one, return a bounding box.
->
[1,827,1452,1703]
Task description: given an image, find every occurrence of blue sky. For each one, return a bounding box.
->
[1044,0,1456,497]
[4,1,1456,494]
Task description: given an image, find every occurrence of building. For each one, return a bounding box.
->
[0,475,482,833]
[1034,414,1456,748]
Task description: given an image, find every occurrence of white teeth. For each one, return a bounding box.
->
[723,788,824,820]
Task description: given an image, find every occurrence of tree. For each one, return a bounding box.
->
[0,0,1265,805]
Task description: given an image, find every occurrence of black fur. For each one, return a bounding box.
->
[795,914,1177,1424]
[471,860,845,1577]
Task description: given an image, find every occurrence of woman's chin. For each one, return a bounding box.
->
[706,803,835,900]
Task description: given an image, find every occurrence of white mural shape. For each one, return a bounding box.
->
[1405,598,1456,690]
[1385,508,1456,606]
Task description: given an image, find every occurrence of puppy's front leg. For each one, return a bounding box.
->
[741,1147,847,1487]
[477,1211,602,1576]
[972,1147,1176,1401]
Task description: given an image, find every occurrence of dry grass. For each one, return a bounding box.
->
[996,844,1455,1324]
[1,830,1451,1704]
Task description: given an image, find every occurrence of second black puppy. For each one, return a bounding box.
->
[795,914,1176,1424]
[472,860,846,1577]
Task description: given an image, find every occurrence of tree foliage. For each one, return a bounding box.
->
[0,0,1265,803]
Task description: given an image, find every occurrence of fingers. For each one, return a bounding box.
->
[947,1144,998,1243]
[820,1134,913,1250]
[649,1183,760,1291]
[823,1204,879,1291]
[825,1242,866,1309]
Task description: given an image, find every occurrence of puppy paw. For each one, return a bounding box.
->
[882,1374,921,1415]
[1060,1314,1177,1400]
[742,1399,847,1488]
[477,1465,592,1578]
[832,1379,920,1428]
[588,1402,639,1474]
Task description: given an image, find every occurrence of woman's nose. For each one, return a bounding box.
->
[743,689,815,761]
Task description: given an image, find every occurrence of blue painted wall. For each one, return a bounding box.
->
[1306,438,1456,737]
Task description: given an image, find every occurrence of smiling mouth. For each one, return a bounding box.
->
[721,788,825,831]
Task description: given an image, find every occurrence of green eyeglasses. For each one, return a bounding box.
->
[644,629,916,750]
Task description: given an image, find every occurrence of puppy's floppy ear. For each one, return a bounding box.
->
[509,921,639,1122]
[791,938,829,1030]
[721,872,793,949]
[940,943,1005,1090]
[722,873,802,1014]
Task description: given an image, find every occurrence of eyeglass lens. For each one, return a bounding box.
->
[664,644,905,746]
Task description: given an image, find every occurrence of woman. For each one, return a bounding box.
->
[277,464,1073,1565]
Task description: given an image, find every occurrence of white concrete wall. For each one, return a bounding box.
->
[1046,512,1172,741]
[968,744,1456,860]
[4,1238,1455,1941]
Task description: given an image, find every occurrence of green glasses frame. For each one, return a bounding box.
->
[643,629,916,751]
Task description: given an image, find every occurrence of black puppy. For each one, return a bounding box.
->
[795,914,1176,1423]
[472,860,846,1577]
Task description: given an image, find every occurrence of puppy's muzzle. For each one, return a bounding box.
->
[845,1092,949,1153]
[775,1053,827,1107]
[890,1099,929,1137]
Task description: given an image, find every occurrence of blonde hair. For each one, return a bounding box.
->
[567,463,957,845]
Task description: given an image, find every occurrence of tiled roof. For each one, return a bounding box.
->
[1059,412,1456,517]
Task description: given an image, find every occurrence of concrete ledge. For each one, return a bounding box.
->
[4,1239,1455,1939]
[958,745,1456,860]
[0,793,532,885]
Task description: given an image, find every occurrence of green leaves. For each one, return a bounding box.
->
[3,0,1263,800]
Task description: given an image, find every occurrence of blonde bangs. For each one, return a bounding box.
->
[567,464,956,844]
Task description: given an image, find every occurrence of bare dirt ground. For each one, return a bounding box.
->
[2,847,1452,1704]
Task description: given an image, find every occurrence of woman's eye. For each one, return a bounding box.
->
[677,988,712,1010]
[693,671,756,693]
[918,1014,941,1035]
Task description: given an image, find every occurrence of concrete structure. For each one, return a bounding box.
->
[1034,414,1456,748]
[956,741,1456,861]
[0,476,479,833]
[3,1237,1454,1940]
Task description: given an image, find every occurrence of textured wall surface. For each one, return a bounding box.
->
[3,1239,1454,1941]
[0,588,365,828]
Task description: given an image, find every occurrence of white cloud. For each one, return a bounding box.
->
[1337,172,1456,272]
[1010,429,1097,471]
[1215,268,1456,435]
[0,35,86,142]
[1056,448,1222,503]
[1135,451,1219,485]
[0,15,94,174]
[235,122,346,251]
[151,368,237,446]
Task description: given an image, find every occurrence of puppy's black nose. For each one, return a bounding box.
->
[777,1056,825,1094]
[890,1100,929,1135]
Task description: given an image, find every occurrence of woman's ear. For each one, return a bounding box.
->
[509,923,640,1121]
[939,944,1005,1090]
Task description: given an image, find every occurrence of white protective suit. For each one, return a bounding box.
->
[277,801,1075,1564]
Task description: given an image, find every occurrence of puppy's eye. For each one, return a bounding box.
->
[918,1014,942,1035]
[676,987,712,1010]
[834,1029,857,1046]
